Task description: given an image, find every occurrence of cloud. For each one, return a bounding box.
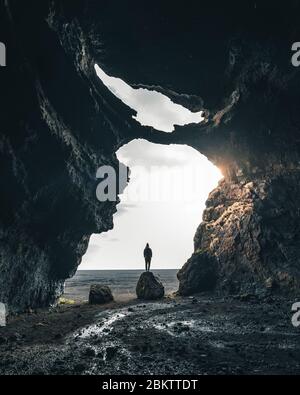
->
[115,203,138,216]
[86,244,101,254]
[118,139,191,168]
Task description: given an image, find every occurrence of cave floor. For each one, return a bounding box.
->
[0,295,299,375]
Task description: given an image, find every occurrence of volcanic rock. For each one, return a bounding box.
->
[178,177,300,296]
[88,285,114,305]
[136,272,164,300]
[178,252,217,296]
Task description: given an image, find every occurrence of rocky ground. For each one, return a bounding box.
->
[0,294,299,375]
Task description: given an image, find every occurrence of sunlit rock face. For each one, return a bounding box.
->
[178,174,300,296]
[1,1,300,310]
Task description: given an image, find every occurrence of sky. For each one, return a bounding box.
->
[79,65,222,270]
[94,65,203,133]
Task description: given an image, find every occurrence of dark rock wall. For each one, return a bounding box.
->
[1,1,300,309]
[0,1,144,311]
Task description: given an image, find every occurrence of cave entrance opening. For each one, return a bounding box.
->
[70,140,222,302]
[82,139,222,271]
[63,65,222,302]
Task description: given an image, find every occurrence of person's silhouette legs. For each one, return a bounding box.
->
[147,260,151,271]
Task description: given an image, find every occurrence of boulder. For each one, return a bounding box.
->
[88,285,114,305]
[177,252,217,296]
[136,272,164,300]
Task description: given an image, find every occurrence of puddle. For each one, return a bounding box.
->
[151,318,216,337]
[74,310,129,339]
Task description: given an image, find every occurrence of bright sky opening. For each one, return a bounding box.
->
[79,66,223,270]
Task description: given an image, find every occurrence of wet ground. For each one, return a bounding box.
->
[0,294,300,375]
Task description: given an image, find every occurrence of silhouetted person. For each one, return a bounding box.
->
[144,243,152,272]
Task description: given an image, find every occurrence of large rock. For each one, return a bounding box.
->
[178,252,217,296]
[89,285,114,305]
[136,272,164,300]
[178,176,300,297]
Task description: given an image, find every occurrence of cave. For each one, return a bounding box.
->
[1,0,300,313]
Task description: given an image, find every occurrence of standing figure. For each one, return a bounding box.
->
[144,243,152,272]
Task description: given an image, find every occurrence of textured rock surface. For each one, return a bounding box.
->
[0,1,138,311]
[136,272,165,300]
[178,174,300,296]
[1,1,300,310]
[88,285,113,305]
[178,252,217,296]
